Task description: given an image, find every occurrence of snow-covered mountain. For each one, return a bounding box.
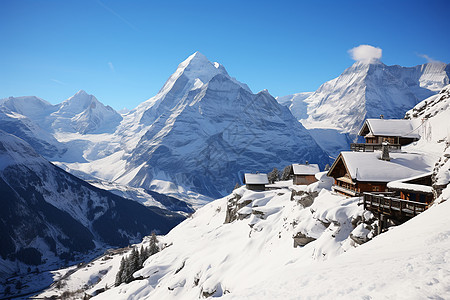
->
[0,130,184,277]
[0,54,330,199]
[301,61,449,133]
[280,61,449,156]
[35,85,450,300]
[103,52,330,197]
[276,92,313,119]
[0,98,66,158]
[0,91,123,135]
[51,90,122,134]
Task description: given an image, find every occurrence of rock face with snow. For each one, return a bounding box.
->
[111,52,330,197]
[276,92,313,119]
[0,131,184,273]
[280,61,449,156]
[51,90,123,134]
[0,96,66,158]
[301,61,449,133]
[405,84,450,197]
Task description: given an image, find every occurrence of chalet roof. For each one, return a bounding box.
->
[292,163,320,175]
[244,173,269,185]
[328,151,431,183]
[387,172,433,194]
[358,119,420,139]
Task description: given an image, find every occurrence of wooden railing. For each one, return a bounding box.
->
[350,143,401,152]
[363,192,428,218]
[332,184,358,196]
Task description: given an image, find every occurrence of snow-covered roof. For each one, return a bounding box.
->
[387,172,433,194]
[244,173,269,185]
[358,119,420,139]
[292,163,320,175]
[338,151,431,182]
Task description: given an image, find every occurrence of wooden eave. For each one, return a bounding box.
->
[327,153,354,181]
[358,120,371,137]
[337,176,356,185]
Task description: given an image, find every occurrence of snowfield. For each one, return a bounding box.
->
[38,180,449,300]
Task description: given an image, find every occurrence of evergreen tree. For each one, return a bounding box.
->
[115,257,125,286]
[149,232,159,256]
[281,165,293,181]
[268,167,280,184]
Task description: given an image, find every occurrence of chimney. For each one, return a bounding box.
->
[381,141,390,161]
[380,114,384,119]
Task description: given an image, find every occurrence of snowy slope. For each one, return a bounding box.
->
[0,131,184,279]
[34,85,450,300]
[226,189,450,299]
[57,180,449,300]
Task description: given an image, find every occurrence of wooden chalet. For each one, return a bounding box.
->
[351,119,419,151]
[363,172,434,232]
[386,172,434,204]
[244,173,269,191]
[327,151,430,197]
[291,163,320,185]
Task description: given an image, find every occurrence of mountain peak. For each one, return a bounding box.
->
[75,90,88,96]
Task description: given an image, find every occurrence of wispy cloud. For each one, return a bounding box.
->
[51,79,66,85]
[348,45,382,62]
[108,62,115,72]
[96,0,138,32]
[417,53,442,64]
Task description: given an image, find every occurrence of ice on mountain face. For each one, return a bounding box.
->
[115,65,330,198]
[125,53,251,131]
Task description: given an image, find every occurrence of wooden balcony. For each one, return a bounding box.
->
[332,184,358,197]
[350,143,401,152]
[363,192,428,220]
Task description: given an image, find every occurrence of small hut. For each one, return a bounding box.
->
[244,173,269,191]
[291,163,320,185]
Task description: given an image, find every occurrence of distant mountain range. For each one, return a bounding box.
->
[0,52,330,198]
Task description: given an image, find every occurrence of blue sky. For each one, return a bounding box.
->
[1,0,449,110]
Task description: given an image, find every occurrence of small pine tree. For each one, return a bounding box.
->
[268,167,280,184]
[281,165,293,181]
[115,257,125,286]
[149,232,159,256]
[127,248,140,282]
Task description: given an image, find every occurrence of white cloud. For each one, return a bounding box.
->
[51,79,66,85]
[108,62,115,72]
[418,54,442,64]
[348,45,382,62]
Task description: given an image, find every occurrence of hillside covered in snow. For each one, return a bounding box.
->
[32,85,450,300]
[0,130,185,283]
